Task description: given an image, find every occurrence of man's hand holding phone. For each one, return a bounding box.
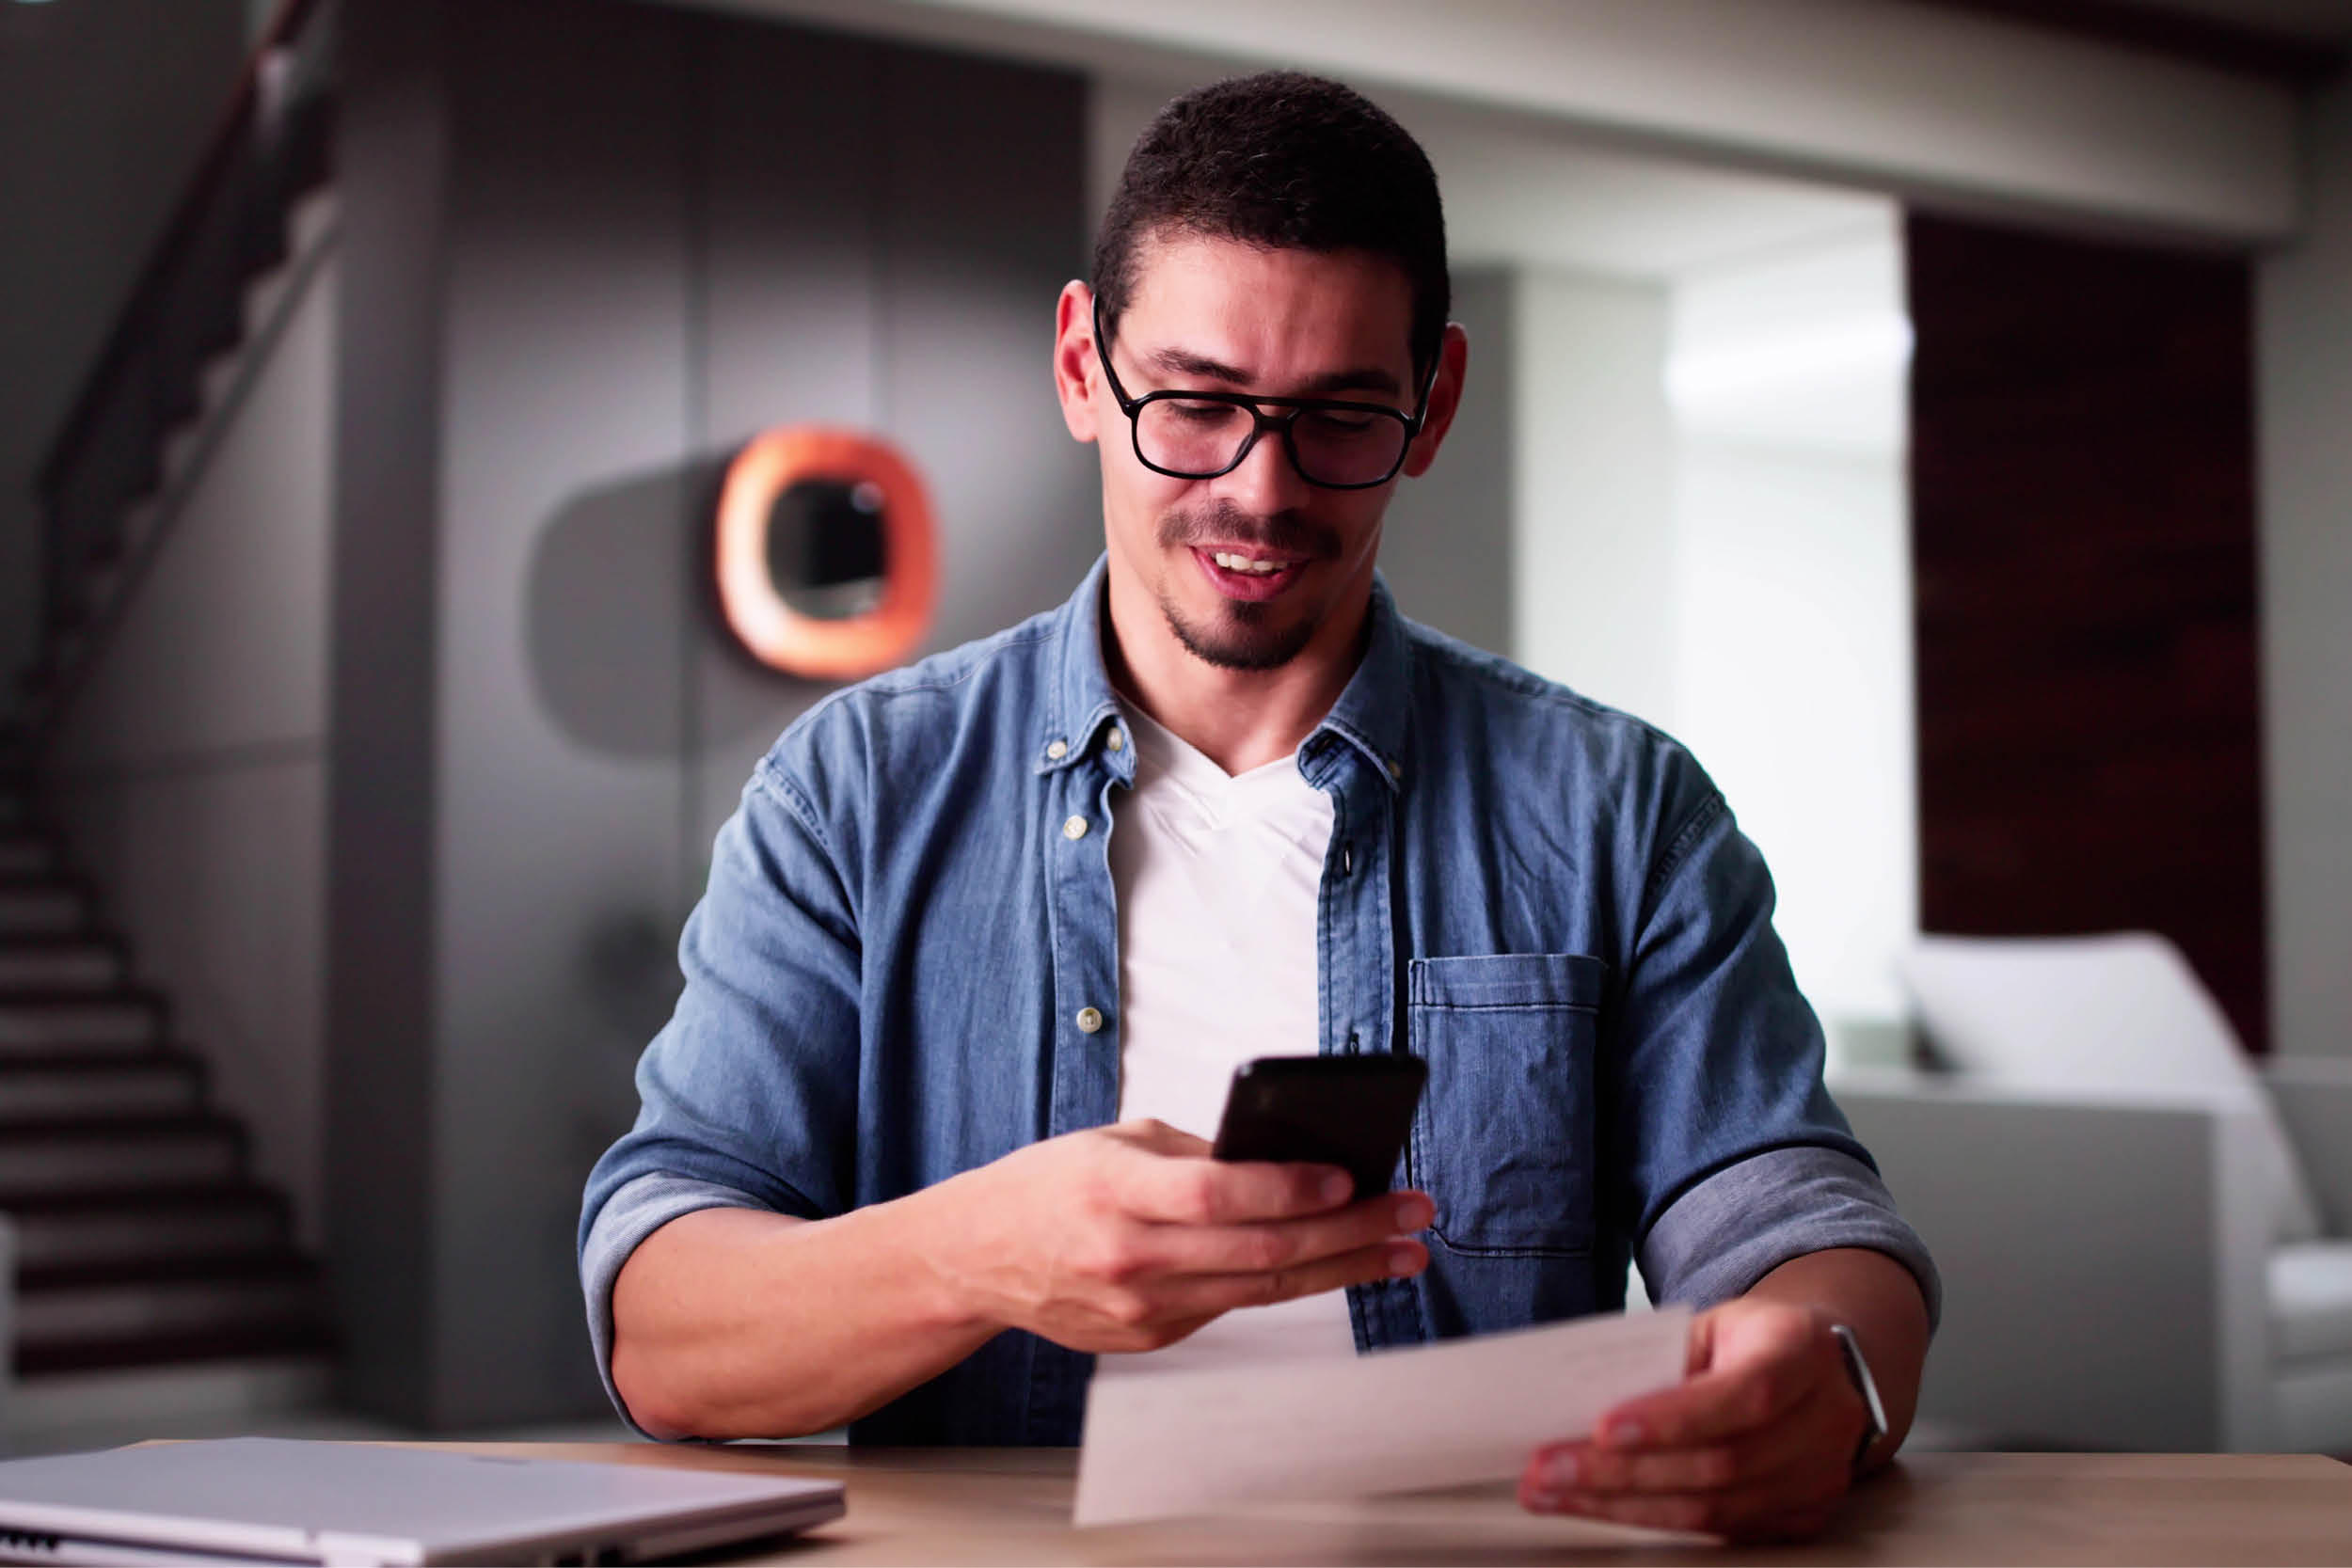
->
[930,1118,1432,1354]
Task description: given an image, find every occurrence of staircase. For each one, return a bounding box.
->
[0,0,344,1451]
[0,747,331,1439]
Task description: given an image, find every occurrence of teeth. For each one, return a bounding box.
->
[1212,551,1284,575]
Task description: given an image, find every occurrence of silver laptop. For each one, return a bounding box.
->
[0,1437,845,1565]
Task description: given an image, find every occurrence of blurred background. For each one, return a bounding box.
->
[0,0,2345,1459]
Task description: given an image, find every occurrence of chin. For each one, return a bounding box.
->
[1163,595,1320,673]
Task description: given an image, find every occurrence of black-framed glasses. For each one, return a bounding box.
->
[1092,298,1437,491]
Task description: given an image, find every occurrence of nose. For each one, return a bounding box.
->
[1211,416,1313,518]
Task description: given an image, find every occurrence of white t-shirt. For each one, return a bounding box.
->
[1095,705,1359,1376]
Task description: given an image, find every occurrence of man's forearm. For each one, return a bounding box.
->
[607,1122,1420,1440]
[1744,1246,1931,1470]
[610,1193,997,1440]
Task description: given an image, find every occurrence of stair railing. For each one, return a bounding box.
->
[24,0,337,740]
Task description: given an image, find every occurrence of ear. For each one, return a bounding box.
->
[1052,280,1103,446]
[1399,323,1470,480]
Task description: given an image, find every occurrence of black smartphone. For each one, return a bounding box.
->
[1210,1053,1429,1202]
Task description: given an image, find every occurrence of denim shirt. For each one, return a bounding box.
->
[580,557,1937,1445]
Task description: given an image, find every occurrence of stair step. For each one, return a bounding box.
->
[4,1352,334,1442]
[15,1256,326,1370]
[15,1320,335,1380]
[1,1183,288,1272]
[0,941,124,990]
[21,1248,318,1291]
[0,1053,204,1118]
[0,886,86,938]
[0,994,162,1052]
[0,1115,243,1192]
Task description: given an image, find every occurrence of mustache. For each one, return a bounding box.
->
[1155,499,1342,561]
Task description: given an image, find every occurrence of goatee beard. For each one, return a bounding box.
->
[1163,595,1318,671]
[1154,500,1338,672]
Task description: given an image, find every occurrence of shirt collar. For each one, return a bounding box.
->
[1041,554,1412,794]
[1311,572,1412,793]
[1039,555,1128,775]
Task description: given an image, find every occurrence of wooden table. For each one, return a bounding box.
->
[409,1444,2352,1564]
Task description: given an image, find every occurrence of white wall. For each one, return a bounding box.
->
[2258,78,2352,1061]
[1507,221,1916,1053]
[49,248,338,1246]
[1509,270,1677,726]
[1665,221,1916,1036]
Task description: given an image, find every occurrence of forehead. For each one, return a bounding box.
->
[1119,231,1414,373]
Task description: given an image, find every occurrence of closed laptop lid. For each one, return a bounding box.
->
[0,1437,845,1565]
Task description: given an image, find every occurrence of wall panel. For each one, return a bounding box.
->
[331,0,1096,1425]
[435,0,697,1427]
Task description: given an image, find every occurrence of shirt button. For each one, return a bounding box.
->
[1075,1006,1104,1034]
[1387,758,1404,781]
[1106,728,1125,752]
[1045,739,1069,761]
[1062,815,1089,840]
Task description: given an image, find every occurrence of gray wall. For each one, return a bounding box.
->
[1375,267,1514,656]
[332,0,1094,1427]
[2258,77,2352,1065]
[0,0,246,686]
[1508,267,1676,721]
[50,246,339,1249]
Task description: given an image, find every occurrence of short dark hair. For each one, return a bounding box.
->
[1092,71,1449,382]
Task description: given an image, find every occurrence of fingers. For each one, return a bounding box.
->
[1015,1125,1437,1354]
[1588,1312,1823,1450]
[1526,1376,1858,1497]
[1144,1237,1429,1321]
[1113,1138,1358,1225]
[1518,1462,1846,1542]
[1526,1425,1775,1497]
[1127,1193,1435,1277]
[1517,1325,1870,1545]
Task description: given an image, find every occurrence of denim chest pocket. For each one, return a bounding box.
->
[1406,953,1605,1258]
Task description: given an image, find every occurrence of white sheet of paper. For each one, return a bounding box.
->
[1072,1306,1692,1527]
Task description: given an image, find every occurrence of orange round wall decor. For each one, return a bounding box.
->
[714,426,938,681]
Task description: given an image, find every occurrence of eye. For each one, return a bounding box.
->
[1301,408,1384,438]
[1165,399,1242,426]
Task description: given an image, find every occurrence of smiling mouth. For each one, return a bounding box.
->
[1207,548,1295,576]
[1190,546,1309,602]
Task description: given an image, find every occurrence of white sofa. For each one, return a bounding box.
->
[1831,933,2352,1453]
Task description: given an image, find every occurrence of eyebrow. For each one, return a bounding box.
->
[1146,345,1403,400]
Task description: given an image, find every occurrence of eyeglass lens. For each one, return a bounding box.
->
[1136,399,1409,487]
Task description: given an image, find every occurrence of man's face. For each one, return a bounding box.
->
[1056,234,1453,673]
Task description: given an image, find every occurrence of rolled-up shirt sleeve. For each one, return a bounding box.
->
[580,1172,771,1434]
[1605,769,1938,1330]
[576,746,864,1430]
[1639,1145,1942,1328]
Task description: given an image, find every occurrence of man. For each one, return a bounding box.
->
[580,71,1936,1542]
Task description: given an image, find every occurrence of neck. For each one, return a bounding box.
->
[1101,572,1373,776]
